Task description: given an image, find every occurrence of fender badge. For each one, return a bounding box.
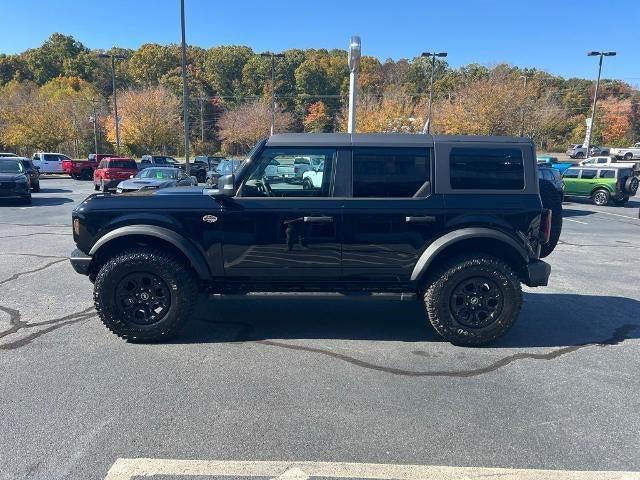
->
[202,214,218,223]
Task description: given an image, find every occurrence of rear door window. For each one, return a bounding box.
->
[450,148,524,190]
[352,148,430,198]
[599,169,615,178]
[581,169,597,179]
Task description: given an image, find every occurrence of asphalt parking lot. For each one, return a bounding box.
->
[1,177,640,479]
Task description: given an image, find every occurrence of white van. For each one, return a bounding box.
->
[32,152,72,174]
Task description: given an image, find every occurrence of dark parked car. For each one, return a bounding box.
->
[192,156,225,183]
[19,157,41,192]
[0,157,31,204]
[205,158,243,187]
[116,167,197,193]
[70,133,552,346]
[538,165,564,200]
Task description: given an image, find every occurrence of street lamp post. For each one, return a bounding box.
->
[260,52,285,135]
[584,51,616,155]
[98,53,126,154]
[90,98,99,156]
[180,0,190,174]
[420,51,447,134]
[347,36,361,134]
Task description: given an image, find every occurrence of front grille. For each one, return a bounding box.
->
[0,182,14,190]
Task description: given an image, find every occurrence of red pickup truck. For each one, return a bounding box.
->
[62,154,110,180]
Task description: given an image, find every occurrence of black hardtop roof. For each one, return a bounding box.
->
[266,133,533,148]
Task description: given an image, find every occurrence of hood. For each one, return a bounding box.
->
[118,178,176,189]
[0,173,26,181]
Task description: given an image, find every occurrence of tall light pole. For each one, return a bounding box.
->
[519,75,528,137]
[347,36,361,134]
[98,53,126,154]
[180,0,190,174]
[260,52,285,135]
[584,51,616,154]
[421,51,447,134]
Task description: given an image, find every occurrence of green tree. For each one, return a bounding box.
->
[203,45,253,99]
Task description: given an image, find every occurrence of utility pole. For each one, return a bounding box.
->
[180,0,190,174]
[199,94,205,143]
[519,75,527,137]
[90,98,99,156]
[98,53,126,154]
[260,52,285,135]
[347,36,361,134]
[584,51,616,154]
[420,51,447,134]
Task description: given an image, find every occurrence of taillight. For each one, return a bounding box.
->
[541,209,552,244]
[102,170,110,179]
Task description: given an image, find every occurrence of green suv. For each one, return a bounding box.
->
[562,166,639,206]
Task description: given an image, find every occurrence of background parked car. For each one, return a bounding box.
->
[204,159,243,187]
[139,155,182,170]
[18,157,40,192]
[562,165,638,206]
[0,157,31,204]
[579,155,640,174]
[565,144,609,159]
[116,167,197,193]
[538,164,564,201]
[31,152,72,174]
[192,155,225,183]
[93,157,138,192]
[536,155,576,174]
[0,152,18,157]
[610,142,640,160]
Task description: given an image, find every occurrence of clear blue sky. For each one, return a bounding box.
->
[1,0,638,83]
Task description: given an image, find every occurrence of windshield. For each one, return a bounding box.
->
[108,160,137,169]
[139,168,179,180]
[0,159,23,173]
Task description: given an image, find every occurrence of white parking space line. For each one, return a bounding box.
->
[565,218,588,224]
[595,210,639,220]
[104,458,640,480]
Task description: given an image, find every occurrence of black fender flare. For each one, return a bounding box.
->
[89,225,211,279]
[410,227,529,282]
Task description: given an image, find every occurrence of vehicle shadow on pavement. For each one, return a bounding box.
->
[179,293,640,349]
[37,188,73,194]
[562,208,595,218]
[30,196,74,206]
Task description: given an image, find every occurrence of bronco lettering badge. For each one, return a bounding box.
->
[202,215,218,223]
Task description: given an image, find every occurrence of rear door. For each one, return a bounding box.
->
[576,168,598,195]
[341,146,444,283]
[220,146,341,279]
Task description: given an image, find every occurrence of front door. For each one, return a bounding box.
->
[341,147,444,283]
[221,146,341,279]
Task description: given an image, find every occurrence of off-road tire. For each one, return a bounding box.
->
[576,152,585,159]
[81,169,93,181]
[624,176,639,196]
[539,179,562,258]
[611,195,629,206]
[423,254,522,346]
[94,248,198,342]
[94,182,99,191]
[591,188,610,206]
[623,152,633,161]
[196,170,206,183]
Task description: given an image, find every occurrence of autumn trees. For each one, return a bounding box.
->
[1,32,639,156]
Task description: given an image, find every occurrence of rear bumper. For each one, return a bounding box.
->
[524,260,551,287]
[69,248,92,275]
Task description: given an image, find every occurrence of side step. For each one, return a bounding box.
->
[208,292,418,301]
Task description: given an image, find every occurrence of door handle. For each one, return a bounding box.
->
[303,216,333,223]
[406,216,436,223]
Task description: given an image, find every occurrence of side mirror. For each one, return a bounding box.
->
[206,174,235,197]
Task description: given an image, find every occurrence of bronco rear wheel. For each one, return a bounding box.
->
[423,254,522,346]
[94,248,198,342]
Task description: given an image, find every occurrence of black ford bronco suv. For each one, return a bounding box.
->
[70,133,552,345]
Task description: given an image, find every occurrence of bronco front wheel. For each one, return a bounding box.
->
[94,248,198,342]
[423,254,522,346]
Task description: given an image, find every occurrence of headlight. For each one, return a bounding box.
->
[116,188,123,193]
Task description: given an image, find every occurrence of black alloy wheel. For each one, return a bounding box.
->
[115,272,171,325]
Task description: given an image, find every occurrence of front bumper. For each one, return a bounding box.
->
[524,260,551,287]
[0,182,30,198]
[69,248,92,275]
